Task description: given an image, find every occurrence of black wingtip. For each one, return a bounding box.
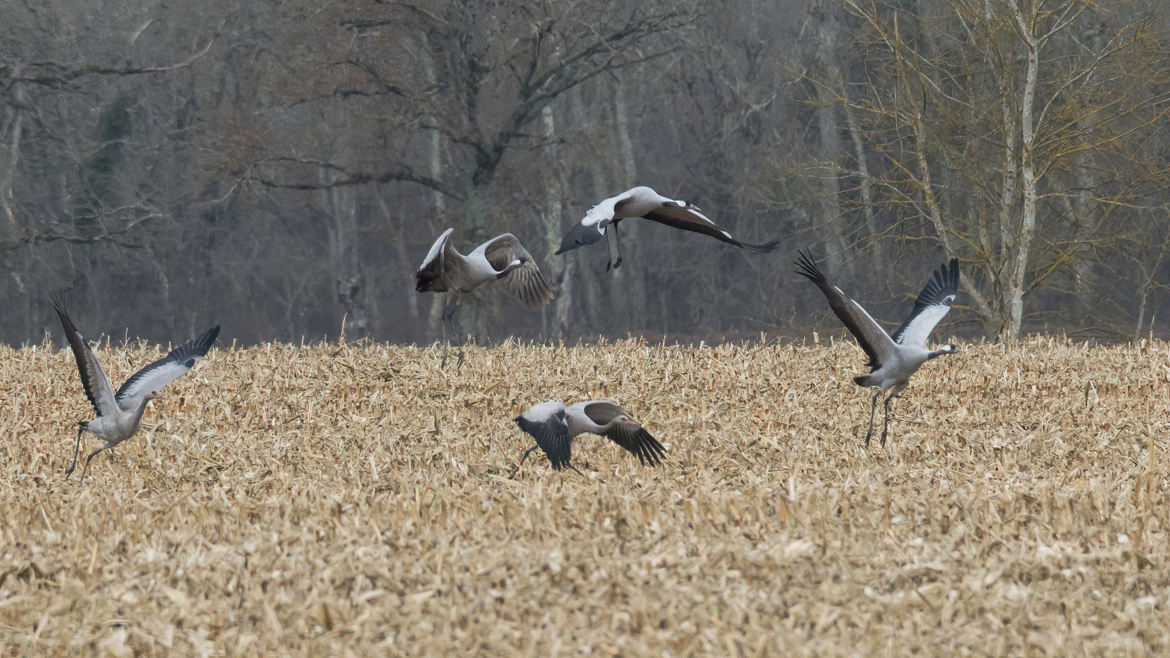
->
[49,290,70,319]
[636,428,667,467]
[793,249,824,282]
[196,325,221,355]
[48,291,80,337]
[933,257,960,295]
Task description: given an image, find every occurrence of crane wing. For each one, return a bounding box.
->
[115,325,220,402]
[52,299,117,418]
[514,403,572,471]
[795,250,898,370]
[641,204,779,253]
[891,258,959,347]
[582,401,666,466]
[484,234,555,308]
[415,227,456,292]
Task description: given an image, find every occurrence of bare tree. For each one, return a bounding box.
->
[836,0,1170,339]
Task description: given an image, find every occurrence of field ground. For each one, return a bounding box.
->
[2,337,1170,655]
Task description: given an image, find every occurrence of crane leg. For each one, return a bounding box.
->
[64,423,85,478]
[610,222,623,270]
[78,444,110,484]
[879,384,907,447]
[440,294,460,368]
[605,230,614,271]
[509,446,540,478]
[863,390,881,447]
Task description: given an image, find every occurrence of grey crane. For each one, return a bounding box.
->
[53,299,220,482]
[555,185,779,270]
[512,400,666,474]
[416,228,554,345]
[795,251,959,447]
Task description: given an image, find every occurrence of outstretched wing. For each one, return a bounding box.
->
[52,297,117,417]
[582,401,666,467]
[514,403,572,470]
[115,325,220,402]
[794,250,898,371]
[416,228,456,292]
[641,204,778,253]
[484,234,555,308]
[891,258,959,347]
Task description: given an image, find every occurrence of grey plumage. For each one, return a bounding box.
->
[416,229,554,349]
[512,400,666,473]
[53,297,219,482]
[557,186,779,270]
[795,250,959,447]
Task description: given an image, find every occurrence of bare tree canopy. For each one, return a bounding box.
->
[3,0,1170,345]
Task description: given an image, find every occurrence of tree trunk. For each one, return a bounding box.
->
[540,104,570,340]
[843,99,880,260]
[611,75,647,328]
[1005,3,1040,341]
[0,71,24,229]
[422,50,447,340]
[811,3,850,275]
[323,180,368,340]
[1069,25,1104,316]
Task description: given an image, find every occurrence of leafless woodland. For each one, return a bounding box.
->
[3,0,1170,345]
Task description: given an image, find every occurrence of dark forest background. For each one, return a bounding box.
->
[3,0,1170,346]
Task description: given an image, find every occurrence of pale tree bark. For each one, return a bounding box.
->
[419,42,448,340]
[1004,0,1040,341]
[995,73,1020,312]
[1067,23,1103,312]
[322,178,369,340]
[842,99,880,259]
[539,104,571,339]
[0,69,24,229]
[426,97,447,337]
[811,2,851,274]
[610,75,648,326]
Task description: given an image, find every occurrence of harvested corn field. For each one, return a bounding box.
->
[2,337,1170,655]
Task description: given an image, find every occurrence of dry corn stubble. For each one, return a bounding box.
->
[1,336,1169,655]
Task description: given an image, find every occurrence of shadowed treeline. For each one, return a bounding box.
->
[2,0,1169,346]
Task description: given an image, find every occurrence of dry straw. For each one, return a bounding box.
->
[1,336,1169,654]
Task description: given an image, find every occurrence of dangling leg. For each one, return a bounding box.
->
[566,463,585,477]
[509,446,541,478]
[78,444,111,484]
[440,293,458,368]
[862,389,882,447]
[64,423,85,478]
[880,384,907,447]
[610,222,623,270]
[449,293,466,369]
[605,228,615,271]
